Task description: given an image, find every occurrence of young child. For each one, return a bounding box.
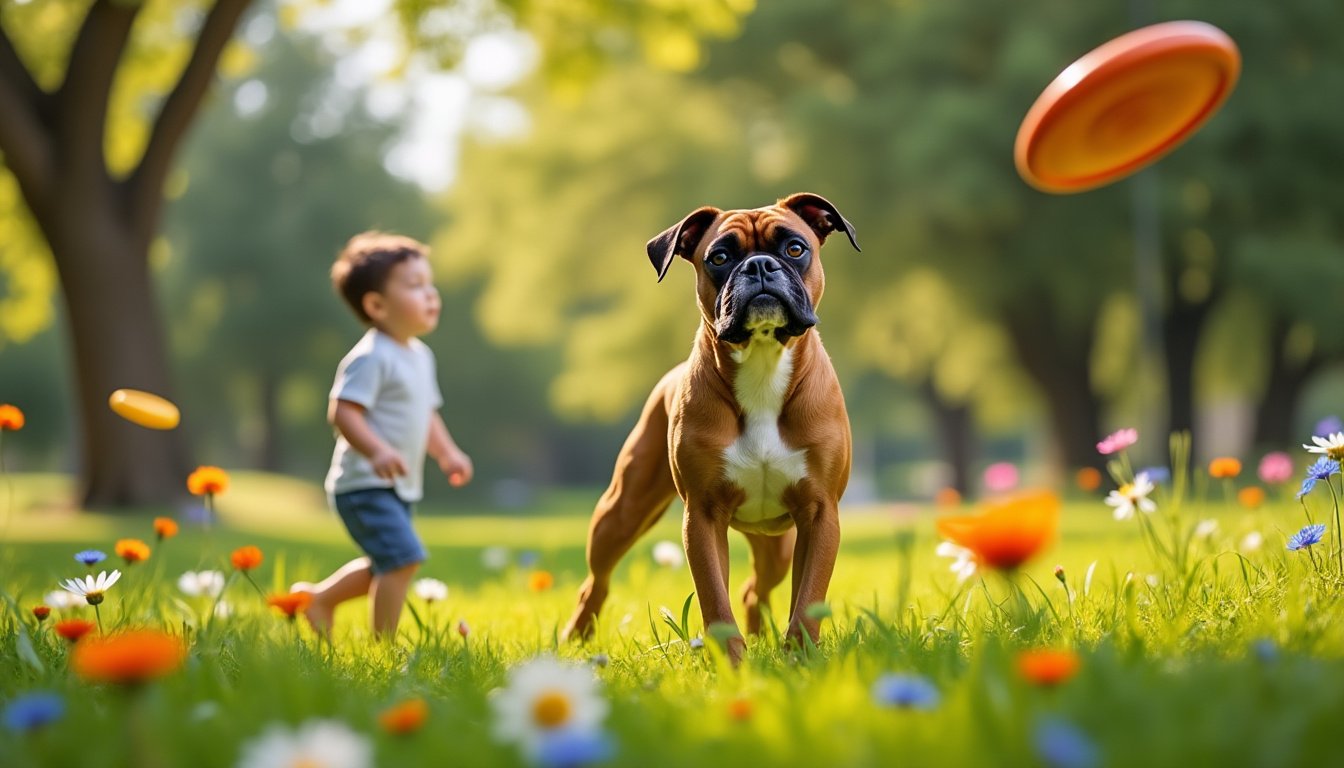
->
[293,232,473,639]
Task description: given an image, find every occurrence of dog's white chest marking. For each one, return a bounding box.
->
[722,337,808,523]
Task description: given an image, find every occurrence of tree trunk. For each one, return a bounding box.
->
[1001,302,1104,475]
[1162,293,1211,455]
[1253,318,1321,449]
[47,204,189,509]
[920,378,975,496]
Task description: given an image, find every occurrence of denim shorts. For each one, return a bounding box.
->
[332,488,427,574]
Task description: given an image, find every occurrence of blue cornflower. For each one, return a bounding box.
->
[2,692,64,733]
[1138,466,1171,484]
[1251,638,1279,664]
[517,550,541,569]
[1296,458,1340,499]
[74,550,106,567]
[872,673,940,710]
[535,728,615,768]
[1315,416,1344,438]
[1035,718,1099,768]
[1286,523,1327,551]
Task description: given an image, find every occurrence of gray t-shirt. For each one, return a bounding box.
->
[324,329,444,502]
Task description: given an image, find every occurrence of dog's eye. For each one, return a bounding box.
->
[706,250,729,267]
[784,240,808,259]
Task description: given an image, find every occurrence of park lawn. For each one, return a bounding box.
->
[3,472,1344,767]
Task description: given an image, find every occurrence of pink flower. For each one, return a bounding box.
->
[1257,451,1293,485]
[1097,428,1138,455]
[983,462,1019,493]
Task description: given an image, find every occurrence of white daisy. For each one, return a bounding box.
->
[43,590,80,610]
[413,577,449,603]
[481,546,510,572]
[59,570,121,606]
[1193,519,1219,540]
[235,719,372,768]
[651,540,684,569]
[1104,472,1157,520]
[178,570,226,598]
[1239,531,1264,553]
[1304,432,1344,461]
[490,656,609,759]
[935,541,977,584]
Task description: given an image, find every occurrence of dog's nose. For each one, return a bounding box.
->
[740,254,781,279]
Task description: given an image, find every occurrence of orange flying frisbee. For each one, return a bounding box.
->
[108,388,180,430]
[1015,20,1240,194]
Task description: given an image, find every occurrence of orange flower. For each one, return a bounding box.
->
[727,696,753,721]
[0,404,23,430]
[71,629,186,685]
[528,570,554,592]
[1074,467,1102,492]
[32,605,51,621]
[115,538,151,564]
[934,487,962,507]
[266,592,312,619]
[1237,486,1266,510]
[1209,457,1242,479]
[230,545,263,571]
[153,516,179,540]
[1016,649,1081,687]
[378,698,429,735]
[186,466,229,496]
[54,618,97,643]
[936,490,1059,571]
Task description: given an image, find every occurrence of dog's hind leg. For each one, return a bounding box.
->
[740,529,796,636]
[561,369,681,642]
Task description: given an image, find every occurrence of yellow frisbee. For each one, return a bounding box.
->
[1015,20,1240,194]
[108,389,180,430]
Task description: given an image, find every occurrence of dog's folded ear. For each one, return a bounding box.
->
[647,206,721,282]
[780,193,860,252]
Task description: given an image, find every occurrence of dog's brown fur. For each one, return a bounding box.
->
[561,194,859,662]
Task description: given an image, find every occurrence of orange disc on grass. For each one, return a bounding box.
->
[108,388,180,430]
[1015,20,1240,194]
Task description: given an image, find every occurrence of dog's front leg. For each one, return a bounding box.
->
[683,504,744,663]
[786,499,840,647]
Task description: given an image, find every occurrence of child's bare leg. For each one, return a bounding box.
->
[292,557,373,637]
[370,561,420,639]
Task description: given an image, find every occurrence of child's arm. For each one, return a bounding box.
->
[329,399,407,479]
[427,411,473,487]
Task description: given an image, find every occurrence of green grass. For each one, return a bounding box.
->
[3,471,1344,766]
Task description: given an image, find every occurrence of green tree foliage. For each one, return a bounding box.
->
[0,0,755,508]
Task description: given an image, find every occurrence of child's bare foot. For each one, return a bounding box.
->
[290,582,332,638]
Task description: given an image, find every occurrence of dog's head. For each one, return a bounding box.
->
[646,193,859,345]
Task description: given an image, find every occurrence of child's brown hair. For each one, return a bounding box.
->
[330,232,428,324]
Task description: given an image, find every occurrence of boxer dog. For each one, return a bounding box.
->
[560,193,859,662]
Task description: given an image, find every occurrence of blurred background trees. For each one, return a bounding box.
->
[2,0,1343,510]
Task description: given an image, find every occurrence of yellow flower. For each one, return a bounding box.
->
[115,539,151,564]
[153,516,179,540]
[1237,486,1265,509]
[378,698,429,735]
[187,466,230,496]
[528,571,554,592]
[1016,649,1081,687]
[230,545,263,571]
[71,629,186,685]
[0,404,24,430]
[935,490,1059,571]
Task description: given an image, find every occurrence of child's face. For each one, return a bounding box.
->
[366,256,440,340]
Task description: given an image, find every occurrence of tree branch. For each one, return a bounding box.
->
[0,21,54,210]
[127,0,255,247]
[56,0,140,188]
